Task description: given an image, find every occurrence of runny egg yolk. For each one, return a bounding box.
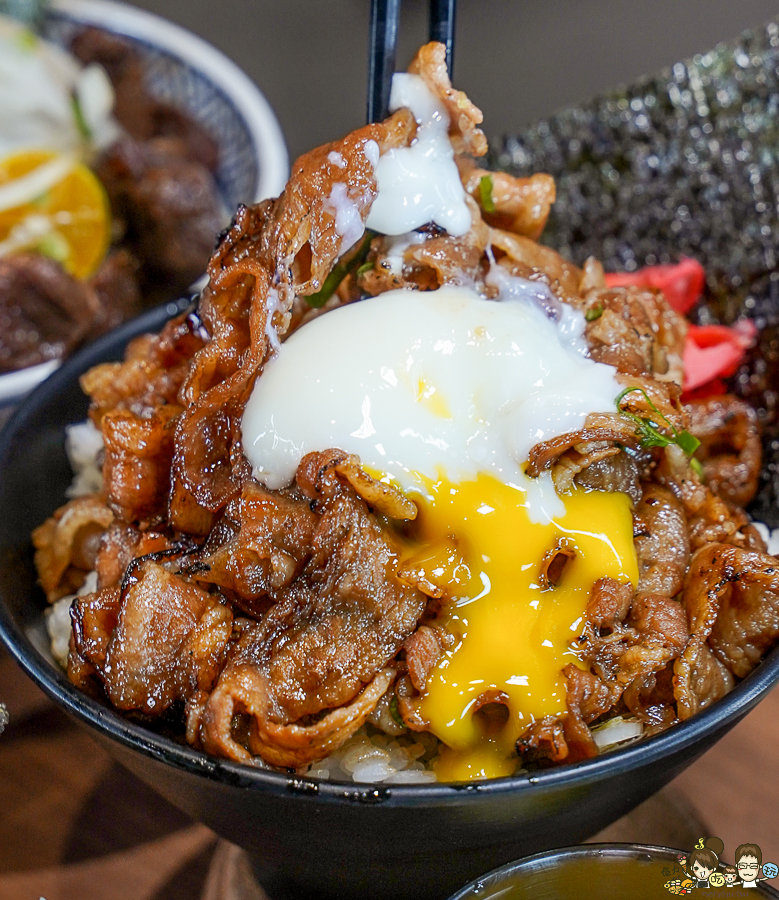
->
[393,472,638,781]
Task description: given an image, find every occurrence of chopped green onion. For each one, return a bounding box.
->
[32,190,51,209]
[389,695,404,728]
[305,230,374,308]
[675,430,701,456]
[690,458,704,478]
[14,28,37,52]
[615,386,701,460]
[71,93,92,141]
[356,259,375,277]
[585,304,604,322]
[37,231,69,264]
[478,174,496,213]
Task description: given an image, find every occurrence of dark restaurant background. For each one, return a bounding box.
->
[129,0,779,160]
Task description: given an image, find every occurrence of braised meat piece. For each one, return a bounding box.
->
[197,452,426,767]
[70,26,219,171]
[82,310,207,422]
[88,250,142,336]
[101,403,182,525]
[574,450,642,504]
[69,586,123,692]
[408,41,487,157]
[586,577,633,632]
[681,543,779,681]
[0,254,101,373]
[633,485,690,598]
[33,496,114,602]
[194,481,318,613]
[404,625,449,693]
[97,137,223,293]
[518,667,617,764]
[685,395,761,509]
[462,165,556,240]
[581,285,687,384]
[98,559,233,715]
[359,197,490,295]
[673,543,779,716]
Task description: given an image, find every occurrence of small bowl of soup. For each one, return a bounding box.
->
[447,844,779,899]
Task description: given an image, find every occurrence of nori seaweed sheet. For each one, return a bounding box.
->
[493,19,779,525]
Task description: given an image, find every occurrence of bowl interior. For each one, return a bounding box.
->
[2,300,779,802]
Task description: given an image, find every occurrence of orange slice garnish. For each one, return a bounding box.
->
[0,149,110,279]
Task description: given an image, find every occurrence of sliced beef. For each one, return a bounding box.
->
[96,137,223,293]
[101,403,181,524]
[633,485,690,598]
[674,543,779,715]
[194,480,317,612]
[404,625,447,693]
[102,560,233,714]
[198,452,426,767]
[408,42,487,157]
[0,254,100,373]
[69,586,122,691]
[574,450,642,504]
[81,310,207,422]
[33,496,114,602]
[586,577,633,632]
[580,285,686,382]
[685,395,761,508]
[462,165,555,240]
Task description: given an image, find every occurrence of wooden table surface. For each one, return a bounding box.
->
[2,645,778,899]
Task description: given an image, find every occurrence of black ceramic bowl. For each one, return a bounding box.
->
[2,303,779,900]
[447,844,779,899]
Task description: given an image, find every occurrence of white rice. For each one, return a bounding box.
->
[306,728,439,784]
[753,521,779,555]
[46,569,98,667]
[591,715,644,751]
[64,420,103,498]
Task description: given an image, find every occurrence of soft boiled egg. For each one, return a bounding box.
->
[242,284,638,780]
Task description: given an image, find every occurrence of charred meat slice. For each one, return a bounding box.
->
[101,560,233,715]
[198,453,426,767]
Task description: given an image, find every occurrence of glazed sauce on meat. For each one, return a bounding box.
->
[407,476,637,781]
[242,285,636,780]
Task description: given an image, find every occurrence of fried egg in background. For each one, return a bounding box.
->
[242,284,639,780]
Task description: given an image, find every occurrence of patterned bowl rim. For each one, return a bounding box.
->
[50,0,289,202]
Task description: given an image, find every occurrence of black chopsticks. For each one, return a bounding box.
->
[428,0,456,76]
[367,0,457,124]
[367,0,401,124]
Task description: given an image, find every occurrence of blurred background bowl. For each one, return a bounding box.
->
[2,304,779,900]
[46,0,288,208]
[0,0,288,408]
